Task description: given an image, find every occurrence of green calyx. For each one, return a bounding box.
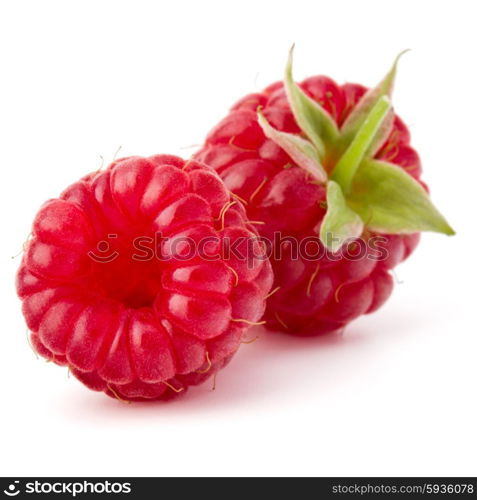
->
[257,47,455,251]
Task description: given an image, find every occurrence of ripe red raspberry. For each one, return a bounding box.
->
[196,50,453,335]
[16,155,273,401]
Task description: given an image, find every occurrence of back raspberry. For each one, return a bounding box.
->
[196,52,452,335]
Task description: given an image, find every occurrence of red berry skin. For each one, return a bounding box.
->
[196,79,422,335]
[17,155,273,401]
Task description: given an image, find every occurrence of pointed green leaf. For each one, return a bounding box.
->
[348,159,455,235]
[320,180,364,252]
[332,96,392,194]
[367,107,395,157]
[257,109,327,182]
[341,50,409,146]
[284,45,340,157]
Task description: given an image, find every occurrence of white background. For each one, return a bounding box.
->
[0,0,475,477]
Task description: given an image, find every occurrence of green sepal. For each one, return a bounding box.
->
[366,106,394,157]
[332,96,392,193]
[348,159,455,235]
[257,108,327,183]
[284,45,340,158]
[320,180,364,252]
[340,50,409,147]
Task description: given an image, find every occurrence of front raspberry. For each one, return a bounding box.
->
[196,49,453,335]
[16,155,273,401]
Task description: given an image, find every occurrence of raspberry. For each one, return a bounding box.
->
[196,50,453,335]
[17,155,273,401]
